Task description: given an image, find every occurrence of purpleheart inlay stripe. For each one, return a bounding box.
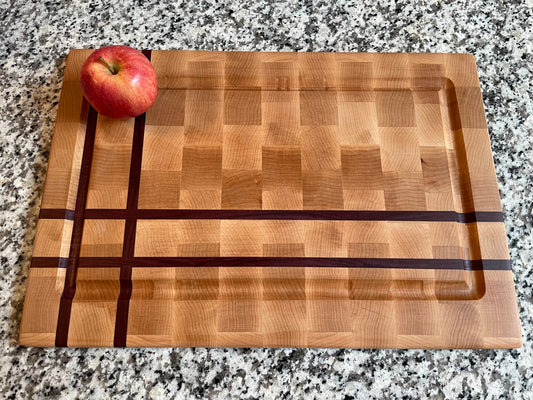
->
[32,256,512,271]
[113,50,150,347]
[55,103,97,347]
[39,208,504,223]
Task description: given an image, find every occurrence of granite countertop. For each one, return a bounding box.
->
[1,0,532,398]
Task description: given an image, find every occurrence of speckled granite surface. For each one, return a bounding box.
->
[1,0,532,398]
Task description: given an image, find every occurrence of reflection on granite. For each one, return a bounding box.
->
[0,0,531,398]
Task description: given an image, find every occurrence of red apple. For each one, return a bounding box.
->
[80,45,157,119]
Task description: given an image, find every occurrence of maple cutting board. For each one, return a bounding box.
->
[19,50,521,348]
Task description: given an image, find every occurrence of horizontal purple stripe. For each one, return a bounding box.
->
[39,209,75,220]
[38,208,504,223]
[31,256,511,271]
[456,211,504,223]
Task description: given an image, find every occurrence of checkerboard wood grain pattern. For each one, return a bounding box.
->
[20,50,521,348]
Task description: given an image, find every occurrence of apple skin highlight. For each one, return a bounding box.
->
[80,45,157,119]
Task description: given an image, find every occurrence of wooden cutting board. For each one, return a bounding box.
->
[19,50,522,348]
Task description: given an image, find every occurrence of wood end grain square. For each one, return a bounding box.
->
[136,220,221,257]
[420,146,452,193]
[300,91,338,126]
[303,169,344,210]
[463,128,497,175]
[261,61,299,90]
[262,146,302,190]
[142,126,184,171]
[410,63,445,89]
[299,52,336,88]
[173,267,220,300]
[263,300,307,347]
[217,300,262,333]
[150,50,188,89]
[262,91,301,145]
[477,222,510,259]
[222,126,263,170]
[181,146,222,190]
[220,220,263,256]
[429,221,461,250]
[184,90,223,145]
[432,245,463,259]
[139,170,181,209]
[383,171,427,211]
[40,167,75,210]
[262,268,305,301]
[388,222,433,258]
[32,219,73,258]
[415,103,445,146]
[344,221,389,244]
[222,169,262,209]
[177,243,220,257]
[225,52,261,88]
[187,61,223,89]
[425,192,455,211]
[87,118,133,209]
[68,268,121,346]
[469,174,503,211]
[74,268,121,301]
[68,300,119,347]
[337,101,378,145]
[89,130,132,189]
[19,269,62,346]
[145,89,185,126]
[172,300,218,345]
[127,300,173,339]
[55,81,84,123]
[301,126,341,170]
[376,91,416,127]
[308,300,352,333]
[395,302,440,336]
[373,53,410,81]
[224,90,262,125]
[444,54,481,88]
[305,221,345,257]
[341,146,383,190]
[130,268,176,300]
[339,62,373,89]
[379,127,422,172]
[80,219,125,257]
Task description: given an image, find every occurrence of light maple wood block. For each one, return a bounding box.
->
[86,117,134,209]
[32,219,73,258]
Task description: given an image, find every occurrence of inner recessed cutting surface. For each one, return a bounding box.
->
[78,81,482,301]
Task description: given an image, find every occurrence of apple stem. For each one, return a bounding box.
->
[98,56,118,75]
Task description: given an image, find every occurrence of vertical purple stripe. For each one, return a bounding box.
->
[55,104,98,347]
[113,67,149,346]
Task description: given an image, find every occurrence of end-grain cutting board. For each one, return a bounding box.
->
[19,50,522,348]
